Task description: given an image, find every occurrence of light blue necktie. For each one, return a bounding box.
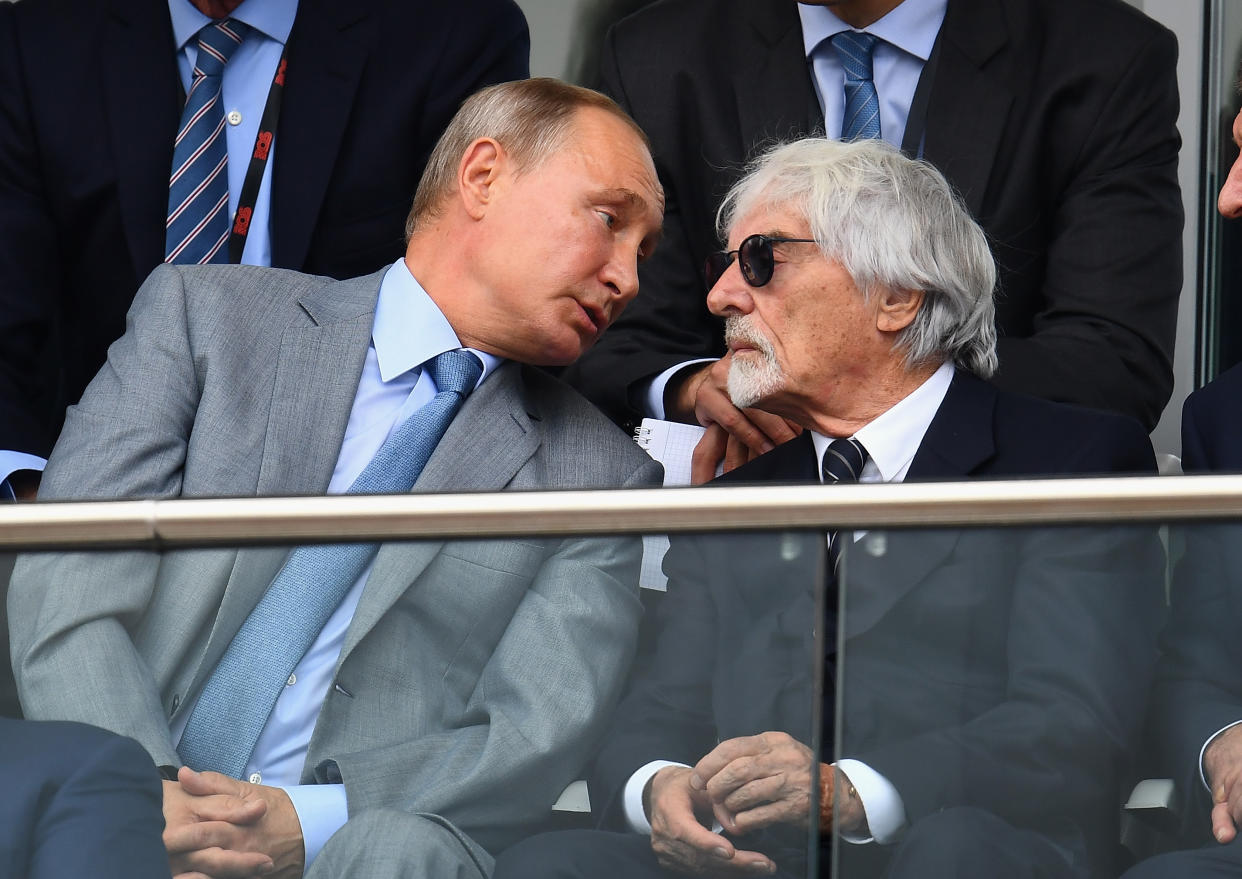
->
[830,31,882,142]
[176,350,484,778]
[165,20,250,264]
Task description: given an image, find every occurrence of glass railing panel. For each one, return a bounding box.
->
[831,522,1168,878]
[3,526,825,879]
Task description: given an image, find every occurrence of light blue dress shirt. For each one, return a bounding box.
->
[168,258,501,870]
[168,0,299,268]
[798,0,946,151]
[0,0,301,496]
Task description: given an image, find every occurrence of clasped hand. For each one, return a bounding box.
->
[646,732,864,876]
[163,767,304,879]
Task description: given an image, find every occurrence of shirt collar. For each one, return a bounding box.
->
[372,259,502,388]
[168,0,298,50]
[811,360,954,483]
[798,0,946,62]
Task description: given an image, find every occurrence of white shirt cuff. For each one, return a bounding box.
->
[0,450,47,499]
[281,783,348,874]
[643,359,717,419]
[835,758,906,845]
[624,760,689,834]
[1200,719,1242,793]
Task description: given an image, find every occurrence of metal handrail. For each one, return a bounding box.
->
[3,474,1242,550]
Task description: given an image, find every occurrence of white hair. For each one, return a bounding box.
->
[717,138,998,377]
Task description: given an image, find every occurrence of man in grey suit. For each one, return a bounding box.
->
[9,78,665,879]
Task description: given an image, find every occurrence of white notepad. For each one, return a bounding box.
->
[632,418,710,591]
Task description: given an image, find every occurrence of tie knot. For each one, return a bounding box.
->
[822,437,868,485]
[194,19,250,77]
[830,31,879,82]
[427,349,483,398]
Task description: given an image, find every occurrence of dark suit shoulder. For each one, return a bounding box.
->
[987,380,1156,476]
[1182,364,1242,473]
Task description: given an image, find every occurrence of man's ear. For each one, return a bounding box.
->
[457,138,505,220]
[876,287,925,333]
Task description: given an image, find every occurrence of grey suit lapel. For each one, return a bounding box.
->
[191,271,383,691]
[339,361,542,660]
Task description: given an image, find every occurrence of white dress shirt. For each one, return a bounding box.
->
[625,363,954,847]
[171,258,500,871]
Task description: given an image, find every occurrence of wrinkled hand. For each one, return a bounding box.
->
[646,765,776,875]
[164,767,304,879]
[669,359,799,484]
[690,732,817,836]
[1205,724,1242,843]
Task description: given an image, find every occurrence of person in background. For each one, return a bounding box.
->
[9,78,664,879]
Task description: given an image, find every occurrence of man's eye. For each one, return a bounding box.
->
[597,210,616,228]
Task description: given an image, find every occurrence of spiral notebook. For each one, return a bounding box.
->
[632,418,710,591]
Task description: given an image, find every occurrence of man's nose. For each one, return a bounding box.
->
[706,260,754,317]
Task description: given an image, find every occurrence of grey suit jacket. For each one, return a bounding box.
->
[9,264,661,857]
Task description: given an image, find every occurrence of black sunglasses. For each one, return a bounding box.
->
[704,235,818,289]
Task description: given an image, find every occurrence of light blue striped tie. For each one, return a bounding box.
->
[830,31,882,142]
[176,350,484,778]
[165,20,249,264]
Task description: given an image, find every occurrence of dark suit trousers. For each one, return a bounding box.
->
[495,807,1080,879]
[1123,840,1242,879]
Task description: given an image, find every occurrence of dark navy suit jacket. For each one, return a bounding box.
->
[589,369,1164,876]
[0,719,167,879]
[1150,363,1242,842]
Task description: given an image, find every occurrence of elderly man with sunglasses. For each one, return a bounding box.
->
[494,137,1163,879]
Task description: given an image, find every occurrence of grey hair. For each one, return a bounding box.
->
[717,138,998,377]
[406,78,648,237]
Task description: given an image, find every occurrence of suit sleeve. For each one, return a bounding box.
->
[989,26,1182,430]
[6,721,169,879]
[1149,521,1242,839]
[8,265,200,765]
[1144,387,1242,838]
[320,459,664,854]
[0,3,64,456]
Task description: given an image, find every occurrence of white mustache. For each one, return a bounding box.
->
[724,316,776,360]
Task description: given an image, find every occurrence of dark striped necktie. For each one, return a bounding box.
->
[822,437,869,574]
[165,19,250,264]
